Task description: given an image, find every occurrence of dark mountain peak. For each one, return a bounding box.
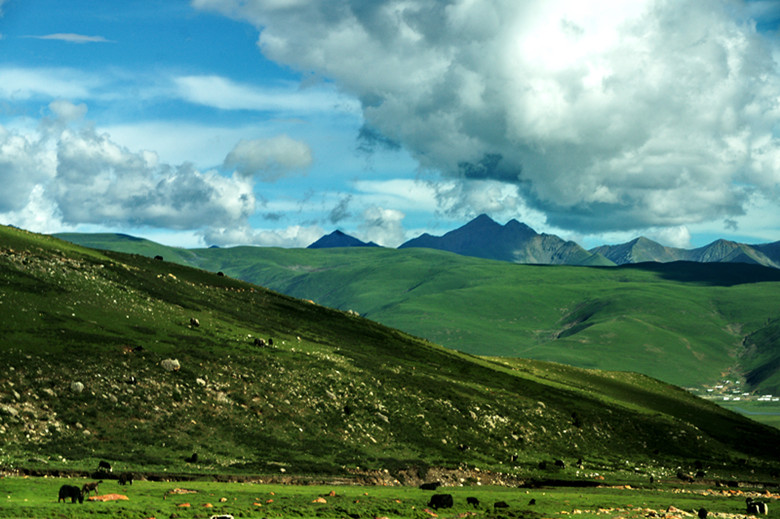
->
[398,214,604,265]
[307,230,378,249]
[505,218,536,235]
[463,213,501,230]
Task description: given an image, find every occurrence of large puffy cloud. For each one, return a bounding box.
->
[356,206,406,247]
[194,0,780,234]
[53,126,255,229]
[0,101,259,237]
[0,126,56,212]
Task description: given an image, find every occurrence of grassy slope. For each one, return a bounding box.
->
[51,234,780,394]
[51,234,780,400]
[3,225,779,479]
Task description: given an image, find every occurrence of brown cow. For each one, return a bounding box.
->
[82,480,102,496]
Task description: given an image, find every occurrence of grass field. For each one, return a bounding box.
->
[2,475,777,519]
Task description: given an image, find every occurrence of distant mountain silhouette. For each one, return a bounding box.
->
[593,237,780,269]
[307,230,380,249]
[398,214,613,266]
[305,215,778,268]
[590,237,684,265]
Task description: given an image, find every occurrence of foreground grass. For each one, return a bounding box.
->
[2,475,777,519]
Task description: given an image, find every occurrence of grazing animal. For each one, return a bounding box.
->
[217,271,225,277]
[58,484,84,503]
[419,482,440,490]
[428,494,453,509]
[676,471,694,482]
[190,317,200,327]
[494,501,510,509]
[554,459,566,468]
[698,508,708,519]
[254,337,266,347]
[529,498,537,505]
[82,480,102,496]
[154,255,164,261]
[185,452,198,463]
[210,515,235,519]
[467,496,480,507]
[268,338,273,346]
[747,497,769,515]
[118,472,134,485]
[97,460,112,473]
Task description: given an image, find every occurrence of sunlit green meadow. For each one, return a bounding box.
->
[2,475,777,519]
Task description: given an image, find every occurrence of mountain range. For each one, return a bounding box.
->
[312,214,780,268]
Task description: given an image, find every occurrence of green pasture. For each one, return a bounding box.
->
[53,233,780,397]
[1,476,777,519]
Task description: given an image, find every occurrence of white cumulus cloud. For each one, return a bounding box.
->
[193,0,780,235]
[200,223,325,247]
[357,206,406,247]
[0,101,274,239]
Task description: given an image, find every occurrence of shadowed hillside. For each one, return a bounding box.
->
[3,224,780,481]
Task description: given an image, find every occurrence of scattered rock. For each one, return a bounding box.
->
[161,359,181,372]
[0,404,19,418]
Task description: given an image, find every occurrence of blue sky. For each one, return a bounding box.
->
[0,0,778,249]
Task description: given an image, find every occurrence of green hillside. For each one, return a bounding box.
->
[57,235,780,394]
[4,225,780,481]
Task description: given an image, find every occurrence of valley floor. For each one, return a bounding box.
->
[2,475,778,519]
